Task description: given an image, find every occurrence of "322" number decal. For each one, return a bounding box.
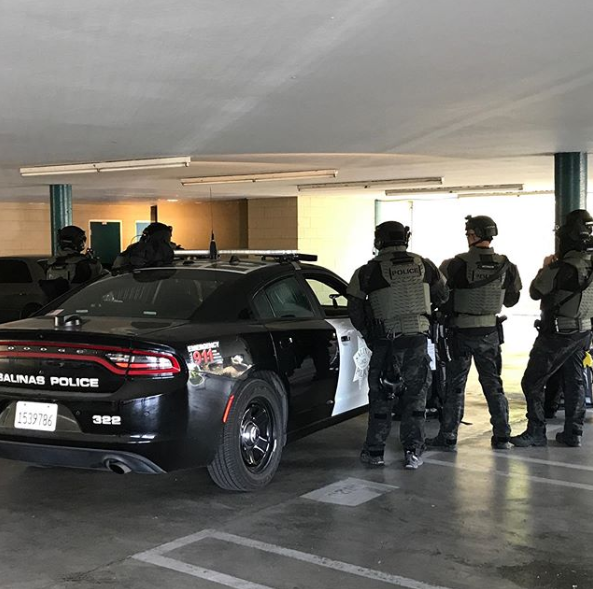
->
[92,415,121,426]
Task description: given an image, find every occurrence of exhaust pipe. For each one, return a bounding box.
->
[105,459,132,475]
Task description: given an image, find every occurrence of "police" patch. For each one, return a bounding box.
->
[389,265,421,279]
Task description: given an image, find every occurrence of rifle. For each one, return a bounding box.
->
[429,312,451,412]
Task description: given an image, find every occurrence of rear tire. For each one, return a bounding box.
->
[207,374,286,492]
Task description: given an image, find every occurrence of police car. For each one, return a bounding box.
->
[0,252,370,491]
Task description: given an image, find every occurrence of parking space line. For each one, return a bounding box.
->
[132,528,458,589]
[423,457,593,491]
[134,529,213,557]
[134,552,274,589]
[460,448,593,472]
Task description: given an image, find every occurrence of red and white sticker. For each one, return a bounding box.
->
[188,341,223,367]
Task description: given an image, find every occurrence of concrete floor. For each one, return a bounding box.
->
[2,316,592,589]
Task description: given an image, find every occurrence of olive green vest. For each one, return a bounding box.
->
[451,248,507,328]
[552,251,593,332]
[368,248,431,336]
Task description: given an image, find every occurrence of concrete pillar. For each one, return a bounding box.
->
[554,152,587,227]
[49,184,72,255]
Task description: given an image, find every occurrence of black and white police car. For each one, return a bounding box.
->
[0,251,370,491]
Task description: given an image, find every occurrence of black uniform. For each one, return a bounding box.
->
[347,245,448,462]
[112,223,174,273]
[512,249,593,447]
[433,246,522,447]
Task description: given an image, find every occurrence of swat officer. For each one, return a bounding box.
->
[112,222,175,273]
[511,209,593,448]
[347,221,449,469]
[427,215,522,451]
[41,225,104,300]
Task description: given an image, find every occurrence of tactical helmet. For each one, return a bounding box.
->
[57,225,86,252]
[557,209,593,255]
[563,209,593,241]
[374,221,410,249]
[465,215,498,241]
[142,222,172,242]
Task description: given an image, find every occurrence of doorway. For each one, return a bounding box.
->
[89,221,122,268]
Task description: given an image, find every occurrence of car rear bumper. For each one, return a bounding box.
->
[0,439,165,473]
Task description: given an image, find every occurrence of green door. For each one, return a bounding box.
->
[90,221,121,267]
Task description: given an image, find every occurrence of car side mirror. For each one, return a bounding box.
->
[329,293,344,309]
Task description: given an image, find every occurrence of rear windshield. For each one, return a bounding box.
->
[52,269,240,320]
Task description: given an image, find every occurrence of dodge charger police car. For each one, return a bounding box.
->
[0,252,370,491]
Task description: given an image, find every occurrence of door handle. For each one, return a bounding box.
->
[341,335,351,342]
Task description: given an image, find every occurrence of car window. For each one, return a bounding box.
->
[52,269,239,320]
[0,260,32,284]
[252,290,275,319]
[305,276,348,317]
[263,276,315,319]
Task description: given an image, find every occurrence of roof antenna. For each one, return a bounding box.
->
[209,187,218,260]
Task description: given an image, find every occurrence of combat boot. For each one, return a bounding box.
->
[360,449,385,467]
[426,432,457,452]
[404,450,424,470]
[510,424,547,447]
[555,431,582,447]
[491,436,512,450]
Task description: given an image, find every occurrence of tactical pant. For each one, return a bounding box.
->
[521,330,591,437]
[364,335,431,455]
[439,331,510,441]
[544,370,563,417]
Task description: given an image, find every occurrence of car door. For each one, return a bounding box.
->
[253,274,339,430]
[300,270,370,417]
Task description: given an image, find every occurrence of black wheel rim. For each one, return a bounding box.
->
[240,397,276,472]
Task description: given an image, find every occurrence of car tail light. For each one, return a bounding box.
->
[0,341,181,378]
[105,352,181,376]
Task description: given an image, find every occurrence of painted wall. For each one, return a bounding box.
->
[0,199,248,257]
[158,200,248,249]
[0,203,51,255]
[297,195,376,281]
[247,198,298,250]
[74,202,152,252]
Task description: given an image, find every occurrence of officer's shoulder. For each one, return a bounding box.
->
[404,249,425,260]
[453,251,471,262]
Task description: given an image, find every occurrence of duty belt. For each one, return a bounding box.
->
[555,317,592,334]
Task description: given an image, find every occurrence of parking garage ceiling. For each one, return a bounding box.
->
[1,0,593,201]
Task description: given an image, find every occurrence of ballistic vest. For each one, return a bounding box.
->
[367,248,431,336]
[451,248,507,328]
[551,251,593,332]
[46,248,102,284]
[46,250,87,282]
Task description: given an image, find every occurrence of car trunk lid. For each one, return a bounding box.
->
[0,318,186,394]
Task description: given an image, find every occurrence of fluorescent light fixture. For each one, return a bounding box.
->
[384,183,524,197]
[180,169,338,186]
[20,157,191,177]
[297,176,443,191]
[458,190,553,198]
[385,193,460,202]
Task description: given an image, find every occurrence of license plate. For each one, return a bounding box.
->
[14,401,58,432]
